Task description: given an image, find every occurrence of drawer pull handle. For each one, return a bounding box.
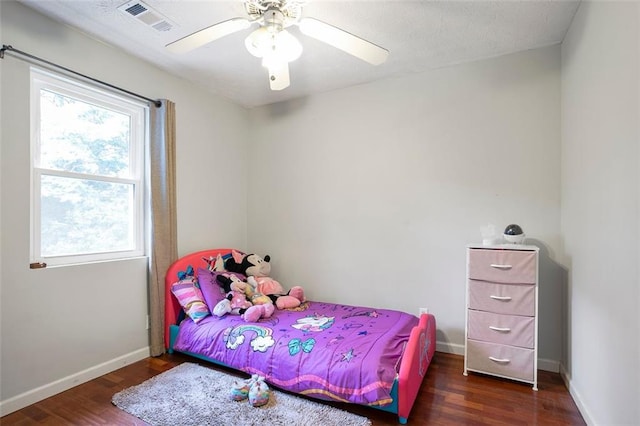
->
[490,263,512,270]
[489,356,510,364]
[489,326,511,332]
[490,295,512,301]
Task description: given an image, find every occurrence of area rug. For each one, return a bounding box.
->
[112,362,372,426]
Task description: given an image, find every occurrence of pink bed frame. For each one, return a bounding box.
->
[164,249,436,424]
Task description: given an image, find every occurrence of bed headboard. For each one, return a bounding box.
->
[164,248,236,350]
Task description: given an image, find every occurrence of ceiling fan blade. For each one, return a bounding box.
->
[298,18,388,66]
[166,18,252,54]
[267,62,290,91]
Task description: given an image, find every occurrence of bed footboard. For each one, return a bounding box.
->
[397,313,436,424]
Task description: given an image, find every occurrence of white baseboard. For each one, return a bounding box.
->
[436,340,465,355]
[537,357,560,373]
[0,347,150,417]
[435,341,560,373]
[560,365,595,426]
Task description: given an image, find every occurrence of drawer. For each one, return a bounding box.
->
[468,310,535,348]
[466,339,534,381]
[468,280,535,316]
[468,249,537,284]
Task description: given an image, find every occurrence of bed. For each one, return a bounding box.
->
[164,249,436,424]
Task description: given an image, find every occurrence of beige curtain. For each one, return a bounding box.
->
[148,99,178,356]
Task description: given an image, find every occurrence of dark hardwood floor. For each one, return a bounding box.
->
[2,352,585,425]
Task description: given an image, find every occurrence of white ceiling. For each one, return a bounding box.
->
[17,0,581,108]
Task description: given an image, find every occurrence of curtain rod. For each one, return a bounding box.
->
[1,44,162,107]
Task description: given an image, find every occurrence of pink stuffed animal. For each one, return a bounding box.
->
[213,274,274,322]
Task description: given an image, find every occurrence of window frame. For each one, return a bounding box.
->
[30,67,148,267]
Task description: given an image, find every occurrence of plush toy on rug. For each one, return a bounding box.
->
[230,374,270,407]
[224,250,306,310]
[213,274,274,322]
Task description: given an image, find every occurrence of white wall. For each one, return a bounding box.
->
[561,2,639,425]
[247,46,564,365]
[0,1,249,413]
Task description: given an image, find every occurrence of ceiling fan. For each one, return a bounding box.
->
[165,0,389,91]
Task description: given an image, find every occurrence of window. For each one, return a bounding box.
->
[30,68,147,266]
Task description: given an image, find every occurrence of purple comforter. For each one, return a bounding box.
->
[173,301,417,405]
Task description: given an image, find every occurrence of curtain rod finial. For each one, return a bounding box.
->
[0,44,12,59]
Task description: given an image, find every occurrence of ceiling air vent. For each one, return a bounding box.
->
[117,0,176,32]
[124,3,147,16]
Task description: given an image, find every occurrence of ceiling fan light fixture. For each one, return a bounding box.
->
[245,26,271,57]
[245,28,302,63]
[274,30,303,62]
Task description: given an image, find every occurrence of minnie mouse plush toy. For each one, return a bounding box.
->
[224,250,305,310]
[213,274,274,322]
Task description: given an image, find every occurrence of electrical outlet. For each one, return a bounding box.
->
[419,307,429,316]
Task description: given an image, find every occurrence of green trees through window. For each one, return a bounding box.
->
[32,69,146,265]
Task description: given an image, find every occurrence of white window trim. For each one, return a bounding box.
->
[30,67,148,267]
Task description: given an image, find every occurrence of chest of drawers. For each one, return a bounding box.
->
[463,244,539,390]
